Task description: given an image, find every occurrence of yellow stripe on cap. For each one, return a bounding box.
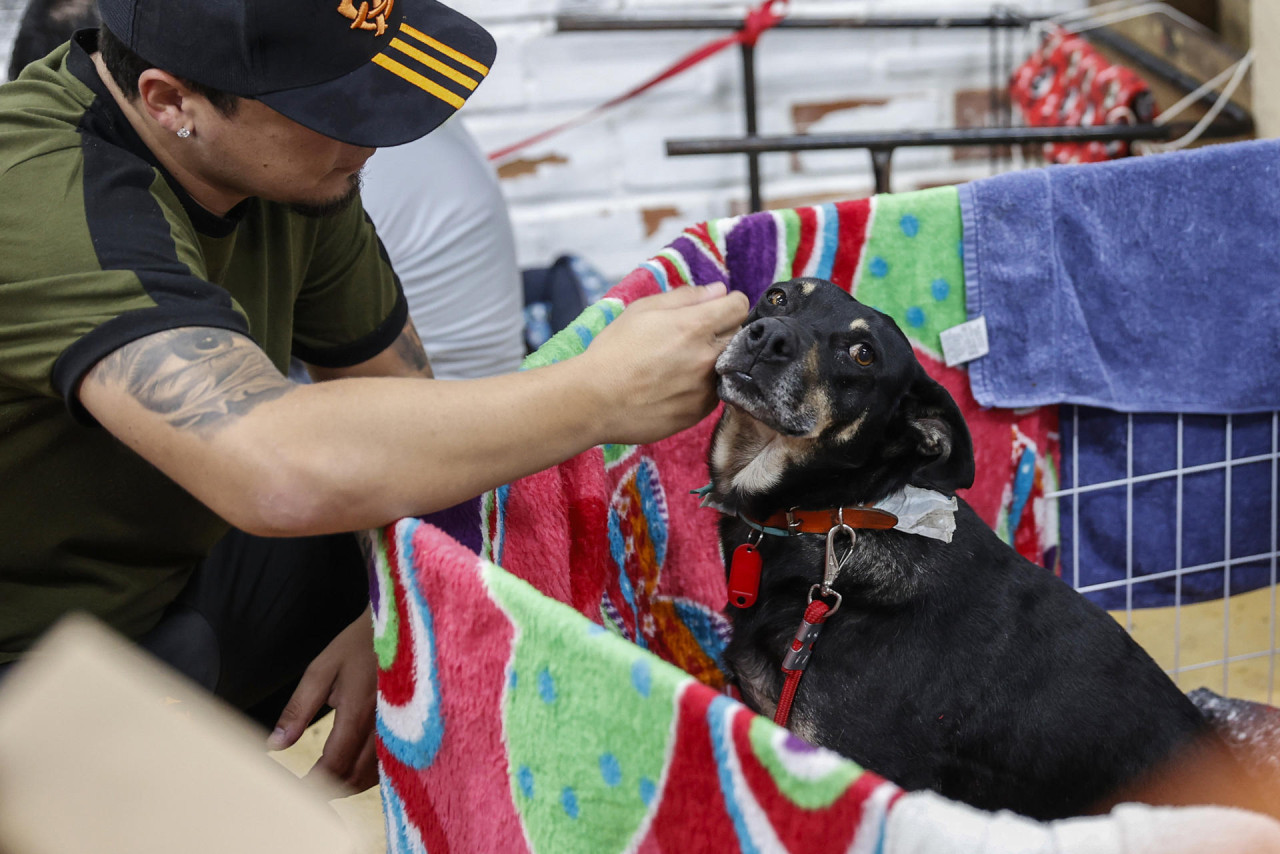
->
[389,37,480,91]
[398,22,490,76]
[371,53,465,108]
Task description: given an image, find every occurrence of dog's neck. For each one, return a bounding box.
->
[707,410,918,520]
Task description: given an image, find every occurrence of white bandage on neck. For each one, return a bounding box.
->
[875,485,958,543]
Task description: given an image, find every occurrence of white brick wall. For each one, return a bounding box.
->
[452,0,1087,280]
[1,1,26,68]
[0,0,1090,281]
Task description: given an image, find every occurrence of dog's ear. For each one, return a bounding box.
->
[900,371,975,492]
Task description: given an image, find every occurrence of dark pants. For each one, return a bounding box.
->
[0,530,371,729]
[151,528,371,728]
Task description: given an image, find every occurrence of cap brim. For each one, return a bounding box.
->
[258,0,495,148]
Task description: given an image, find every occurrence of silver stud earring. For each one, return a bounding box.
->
[176,127,191,139]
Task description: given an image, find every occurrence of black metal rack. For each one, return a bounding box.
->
[555,8,1253,209]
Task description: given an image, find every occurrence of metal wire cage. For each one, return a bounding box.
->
[1057,407,1278,705]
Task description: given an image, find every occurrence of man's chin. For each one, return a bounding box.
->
[289,171,363,218]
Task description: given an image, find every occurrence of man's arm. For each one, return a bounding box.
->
[306,317,434,382]
[78,284,747,537]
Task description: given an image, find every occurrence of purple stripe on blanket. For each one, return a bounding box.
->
[419,496,483,554]
[670,236,726,287]
[724,213,779,303]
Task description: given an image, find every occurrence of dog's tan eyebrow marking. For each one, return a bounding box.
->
[847,319,871,333]
[834,412,867,444]
[799,281,817,296]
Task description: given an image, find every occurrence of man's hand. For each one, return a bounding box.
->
[582,282,748,446]
[266,607,378,793]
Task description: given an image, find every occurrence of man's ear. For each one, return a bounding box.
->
[900,370,975,493]
[135,68,192,133]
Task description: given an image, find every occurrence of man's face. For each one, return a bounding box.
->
[190,97,376,214]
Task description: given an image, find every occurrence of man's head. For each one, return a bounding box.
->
[91,0,493,214]
[96,0,495,148]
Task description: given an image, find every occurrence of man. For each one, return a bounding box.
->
[0,0,747,791]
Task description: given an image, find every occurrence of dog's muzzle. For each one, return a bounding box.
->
[715,318,816,436]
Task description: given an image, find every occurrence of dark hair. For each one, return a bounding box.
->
[99,24,240,116]
[7,0,99,81]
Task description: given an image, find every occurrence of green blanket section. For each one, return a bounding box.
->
[487,561,684,853]
[856,187,966,358]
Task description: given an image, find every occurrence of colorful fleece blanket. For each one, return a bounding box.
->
[370,192,1066,851]
[369,521,1280,853]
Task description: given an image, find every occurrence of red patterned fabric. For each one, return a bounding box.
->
[1009,25,1157,164]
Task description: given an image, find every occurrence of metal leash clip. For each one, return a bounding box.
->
[810,512,856,616]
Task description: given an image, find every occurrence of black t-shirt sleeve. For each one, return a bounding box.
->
[0,145,249,424]
[290,199,407,369]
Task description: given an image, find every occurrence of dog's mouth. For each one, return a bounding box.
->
[716,365,816,437]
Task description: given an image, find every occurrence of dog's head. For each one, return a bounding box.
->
[709,277,974,510]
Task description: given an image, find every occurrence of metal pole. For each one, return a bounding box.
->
[555,15,1042,33]
[665,123,1190,157]
[870,150,893,194]
[741,41,762,213]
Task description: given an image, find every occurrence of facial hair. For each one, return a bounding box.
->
[289,170,363,218]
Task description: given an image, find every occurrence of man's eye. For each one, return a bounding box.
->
[851,344,875,366]
[765,288,787,307]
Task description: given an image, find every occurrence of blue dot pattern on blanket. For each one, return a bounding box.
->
[599,754,622,787]
[538,668,557,703]
[631,659,651,698]
[561,787,580,819]
[855,188,966,357]
[486,563,680,852]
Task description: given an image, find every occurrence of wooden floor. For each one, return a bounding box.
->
[271,714,387,854]
[1122,584,1277,705]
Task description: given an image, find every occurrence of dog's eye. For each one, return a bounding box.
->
[765,288,787,307]
[851,344,875,366]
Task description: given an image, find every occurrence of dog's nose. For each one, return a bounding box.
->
[745,317,796,362]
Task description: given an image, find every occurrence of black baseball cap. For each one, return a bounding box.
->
[96,0,496,147]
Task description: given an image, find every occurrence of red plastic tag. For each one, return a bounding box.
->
[728,543,763,608]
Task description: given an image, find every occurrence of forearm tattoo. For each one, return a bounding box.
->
[91,328,294,437]
[392,323,433,378]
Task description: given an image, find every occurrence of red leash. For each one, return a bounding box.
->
[488,0,789,163]
[772,517,856,728]
[773,597,835,727]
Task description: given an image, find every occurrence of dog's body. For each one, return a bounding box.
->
[706,277,1221,820]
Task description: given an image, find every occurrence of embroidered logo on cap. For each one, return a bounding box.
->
[338,0,395,36]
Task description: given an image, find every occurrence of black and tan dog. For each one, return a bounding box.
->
[704,277,1250,820]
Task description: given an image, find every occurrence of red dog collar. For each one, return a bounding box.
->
[749,506,898,535]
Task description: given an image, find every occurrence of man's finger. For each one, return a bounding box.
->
[630,281,728,313]
[308,704,365,783]
[347,734,380,791]
[266,668,331,751]
[686,288,750,337]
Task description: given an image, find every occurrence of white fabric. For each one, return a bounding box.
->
[884,791,1280,854]
[360,118,525,380]
[876,485,958,543]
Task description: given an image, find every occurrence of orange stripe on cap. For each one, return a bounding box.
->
[388,37,479,91]
[371,53,465,108]
[398,22,490,75]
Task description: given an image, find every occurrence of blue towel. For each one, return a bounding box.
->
[959,139,1280,414]
[1061,408,1276,611]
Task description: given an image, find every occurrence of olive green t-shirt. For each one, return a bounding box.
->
[0,32,407,662]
